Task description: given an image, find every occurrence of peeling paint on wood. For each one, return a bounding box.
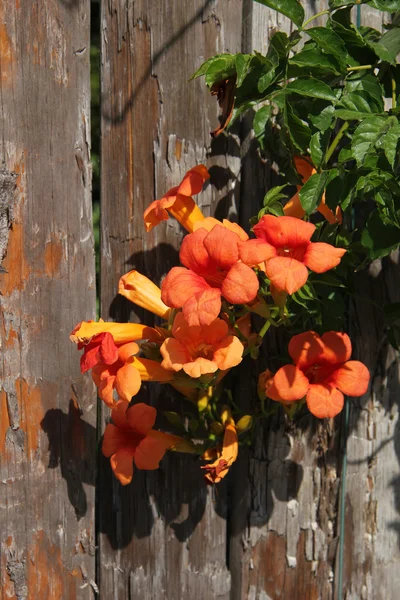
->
[0,1,95,598]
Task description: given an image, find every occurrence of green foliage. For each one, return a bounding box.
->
[193,1,400,344]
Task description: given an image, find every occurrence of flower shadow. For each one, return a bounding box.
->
[40,398,96,520]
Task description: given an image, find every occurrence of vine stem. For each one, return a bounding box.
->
[346,64,373,72]
[392,72,397,109]
[325,122,349,164]
[302,10,330,28]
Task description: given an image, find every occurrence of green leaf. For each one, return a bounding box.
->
[336,90,383,119]
[204,57,237,86]
[235,54,253,87]
[310,130,331,168]
[299,171,329,215]
[254,0,304,28]
[289,46,341,75]
[191,54,235,81]
[284,105,311,152]
[285,77,337,102]
[307,27,349,70]
[367,0,400,11]
[310,104,336,132]
[384,122,400,169]
[263,184,288,206]
[270,30,302,58]
[253,105,272,146]
[367,29,400,65]
[345,75,384,111]
[351,116,389,166]
[361,210,400,259]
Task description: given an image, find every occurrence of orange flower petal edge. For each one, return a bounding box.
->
[118,270,171,318]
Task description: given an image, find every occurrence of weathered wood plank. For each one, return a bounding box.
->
[99,0,242,597]
[0,1,96,598]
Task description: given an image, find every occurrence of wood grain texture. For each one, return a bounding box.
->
[99,0,242,597]
[99,2,400,599]
[0,1,96,598]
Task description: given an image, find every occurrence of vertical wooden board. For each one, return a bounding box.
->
[99,0,242,597]
[336,255,400,600]
[0,1,96,599]
[231,2,354,599]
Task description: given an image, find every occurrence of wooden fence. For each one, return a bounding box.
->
[0,1,399,598]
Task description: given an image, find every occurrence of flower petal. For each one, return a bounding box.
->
[306,384,344,419]
[135,430,177,470]
[130,357,175,382]
[202,318,229,345]
[266,365,310,402]
[143,199,170,232]
[203,225,240,269]
[102,424,125,457]
[183,288,222,327]
[115,364,142,402]
[161,267,210,309]
[254,215,315,248]
[168,194,206,233]
[160,337,191,371]
[110,448,135,485]
[110,400,131,430]
[171,312,202,345]
[303,242,346,273]
[118,270,171,318]
[320,331,352,365]
[288,331,324,369]
[176,164,210,196]
[118,342,140,364]
[71,321,161,345]
[222,220,249,241]
[180,228,213,273]
[238,239,276,267]
[98,375,117,407]
[326,361,370,397]
[265,257,309,295]
[221,262,259,304]
[183,357,218,378]
[126,402,156,436]
[213,335,244,370]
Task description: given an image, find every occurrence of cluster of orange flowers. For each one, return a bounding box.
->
[71,161,370,486]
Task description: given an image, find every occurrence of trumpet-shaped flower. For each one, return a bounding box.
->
[251,215,346,295]
[284,156,342,224]
[102,401,182,485]
[161,224,260,326]
[160,312,244,378]
[118,270,171,318]
[264,331,370,419]
[201,421,238,484]
[143,165,209,232]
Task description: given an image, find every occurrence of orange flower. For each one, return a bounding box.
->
[193,217,249,241]
[264,331,370,419]
[118,270,171,318]
[284,156,342,224]
[201,419,238,484]
[71,323,174,406]
[92,342,142,405]
[248,215,346,295]
[143,165,209,232]
[160,312,244,378]
[161,224,260,326]
[71,320,162,347]
[102,401,182,485]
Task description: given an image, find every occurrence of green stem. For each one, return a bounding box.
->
[325,122,349,164]
[258,319,272,339]
[346,64,373,72]
[302,10,330,28]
